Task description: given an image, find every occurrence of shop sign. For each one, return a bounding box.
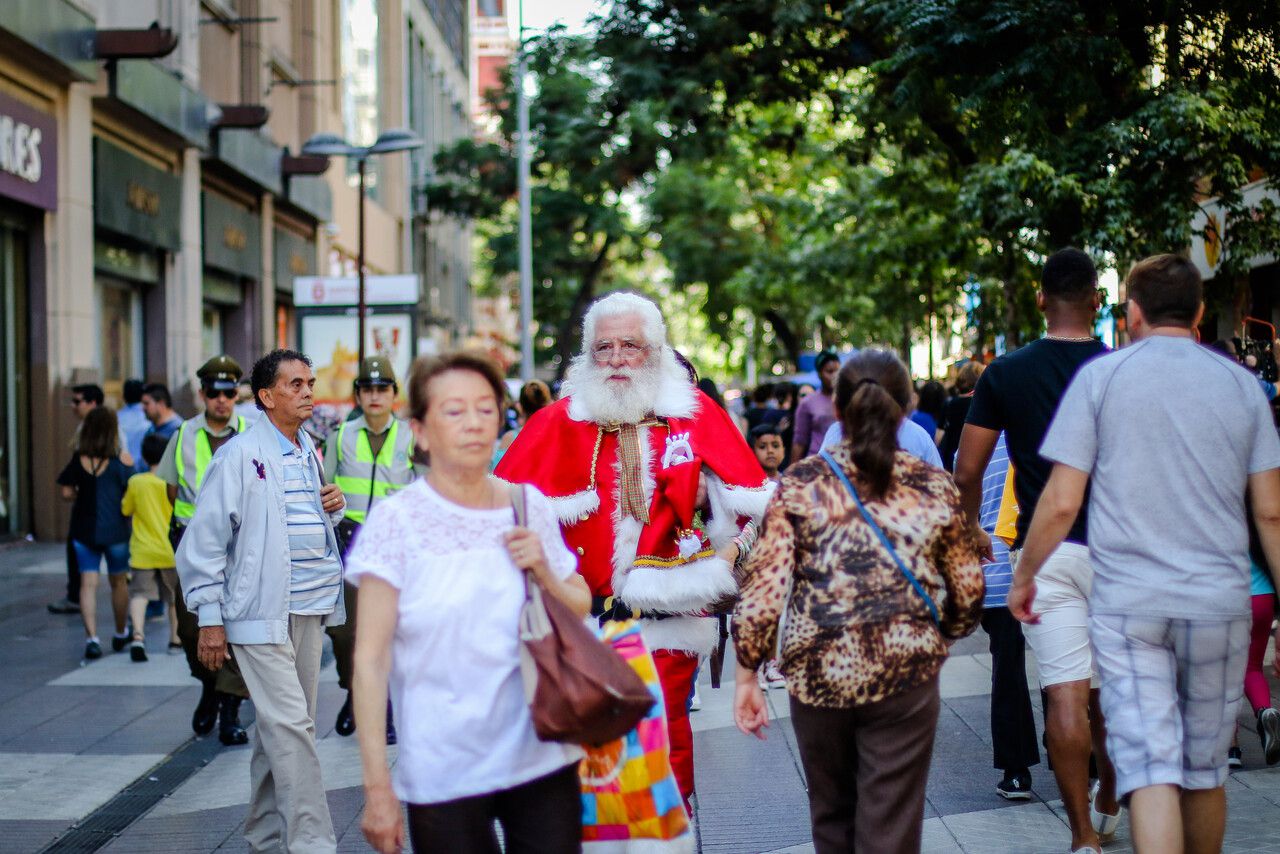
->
[93,239,161,284]
[293,274,419,307]
[94,138,181,250]
[202,191,262,279]
[274,226,316,290]
[0,91,57,211]
[1190,179,1280,279]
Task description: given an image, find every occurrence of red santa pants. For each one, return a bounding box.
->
[652,649,699,803]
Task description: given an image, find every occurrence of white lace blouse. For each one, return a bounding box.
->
[345,478,583,804]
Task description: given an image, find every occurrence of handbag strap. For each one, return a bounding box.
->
[511,481,528,527]
[818,450,940,625]
[509,483,535,601]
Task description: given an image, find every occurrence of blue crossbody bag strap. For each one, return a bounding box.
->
[819,450,940,625]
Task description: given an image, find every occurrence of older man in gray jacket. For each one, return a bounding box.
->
[177,349,346,854]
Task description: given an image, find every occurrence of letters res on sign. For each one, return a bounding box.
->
[0,114,41,184]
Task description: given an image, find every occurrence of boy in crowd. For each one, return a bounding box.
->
[749,423,786,483]
[122,434,180,661]
[1011,254,1280,853]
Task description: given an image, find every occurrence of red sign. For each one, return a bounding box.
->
[0,91,56,212]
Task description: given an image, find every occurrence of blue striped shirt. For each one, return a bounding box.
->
[978,433,1013,608]
[270,424,342,615]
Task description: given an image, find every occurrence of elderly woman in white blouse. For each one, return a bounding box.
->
[347,352,591,854]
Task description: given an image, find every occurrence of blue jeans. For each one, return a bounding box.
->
[72,540,130,575]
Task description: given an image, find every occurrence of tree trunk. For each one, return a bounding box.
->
[761,309,802,371]
[1001,237,1023,349]
[553,234,614,382]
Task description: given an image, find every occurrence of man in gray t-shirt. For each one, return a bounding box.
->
[1009,254,1280,854]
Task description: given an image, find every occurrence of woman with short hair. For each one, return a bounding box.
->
[733,348,984,854]
[349,352,590,854]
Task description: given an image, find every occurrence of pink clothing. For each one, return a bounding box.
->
[793,390,835,457]
[1245,593,1275,714]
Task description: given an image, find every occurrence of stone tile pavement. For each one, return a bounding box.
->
[7,539,1280,852]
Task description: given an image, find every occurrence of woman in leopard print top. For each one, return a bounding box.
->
[732,349,984,854]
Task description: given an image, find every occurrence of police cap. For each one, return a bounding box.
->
[197,355,243,391]
[355,356,397,387]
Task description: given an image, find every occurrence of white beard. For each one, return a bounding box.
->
[563,354,663,424]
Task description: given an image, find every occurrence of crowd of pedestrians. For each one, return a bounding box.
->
[40,247,1280,854]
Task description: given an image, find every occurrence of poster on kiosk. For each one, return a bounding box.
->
[294,274,418,436]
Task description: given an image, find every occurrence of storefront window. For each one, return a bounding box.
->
[0,223,29,536]
[99,279,144,396]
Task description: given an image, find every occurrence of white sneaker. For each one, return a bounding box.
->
[1088,779,1122,840]
[763,660,786,689]
[689,685,701,712]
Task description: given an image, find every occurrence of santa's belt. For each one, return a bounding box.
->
[591,595,680,623]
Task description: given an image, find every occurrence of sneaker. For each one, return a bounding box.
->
[111,633,130,653]
[689,685,702,712]
[996,770,1032,800]
[130,641,148,663]
[168,642,183,655]
[1229,746,1244,769]
[764,660,786,689]
[1089,779,1122,840]
[84,639,102,660]
[48,598,81,614]
[1259,707,1280,766]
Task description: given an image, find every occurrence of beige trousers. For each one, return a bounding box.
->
[233,614,336,854]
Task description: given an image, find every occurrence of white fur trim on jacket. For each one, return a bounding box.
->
[617,554,736,615]
[639,614,718,656]
[546,489,600,525]
[702,472,774,549]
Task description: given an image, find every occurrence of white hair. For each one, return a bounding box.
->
[581,292,667,350]
[564,292,698,422]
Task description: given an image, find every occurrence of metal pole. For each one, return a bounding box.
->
[516,3,534,382]
[357,157,367,365]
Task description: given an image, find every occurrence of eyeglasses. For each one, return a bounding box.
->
[590,340,650,364]
[203,388,237,400]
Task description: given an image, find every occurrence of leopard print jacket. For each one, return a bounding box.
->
[732,444,984,707]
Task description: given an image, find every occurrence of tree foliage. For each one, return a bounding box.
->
[432,2,1280,376]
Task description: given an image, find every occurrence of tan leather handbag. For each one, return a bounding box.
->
[512,485,655,745]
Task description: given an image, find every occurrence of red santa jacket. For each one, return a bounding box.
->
[496,384,772,640]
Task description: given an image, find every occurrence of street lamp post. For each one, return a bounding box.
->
[301,129,423,364]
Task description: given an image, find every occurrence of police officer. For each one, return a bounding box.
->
[158,355,251,746]
[323,356,416,741]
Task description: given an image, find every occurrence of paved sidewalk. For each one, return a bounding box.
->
[6,539,1280,852]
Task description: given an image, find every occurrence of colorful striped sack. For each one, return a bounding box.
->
[580,620,693,853]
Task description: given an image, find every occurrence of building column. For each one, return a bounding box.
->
[260,193,276,350]
[173,147,204,407]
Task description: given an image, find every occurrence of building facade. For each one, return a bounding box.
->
[0,0,472,541]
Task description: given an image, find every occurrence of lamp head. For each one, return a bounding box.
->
[300,133,363,157]
[370,129,424,154]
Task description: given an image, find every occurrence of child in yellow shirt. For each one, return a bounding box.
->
[122,434,180,662]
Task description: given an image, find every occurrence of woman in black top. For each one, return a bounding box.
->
[939,361,985,472]
[58,407,134,660]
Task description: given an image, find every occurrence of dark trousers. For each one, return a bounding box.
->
[406,762,581,854]
[790,675,940,854]
[171,525,249,698]
[325,583,358,690]
[980,607,1041,772]
[64,536,80,602]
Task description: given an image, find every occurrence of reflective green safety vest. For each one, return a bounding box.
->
[333,416,416,523]
[173,415,248,522]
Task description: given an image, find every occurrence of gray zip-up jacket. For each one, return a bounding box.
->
[176,415,346,644]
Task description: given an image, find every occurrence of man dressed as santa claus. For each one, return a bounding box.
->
[496,292,773,804]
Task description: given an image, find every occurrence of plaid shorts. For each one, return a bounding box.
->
[1091,614,1249,799]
